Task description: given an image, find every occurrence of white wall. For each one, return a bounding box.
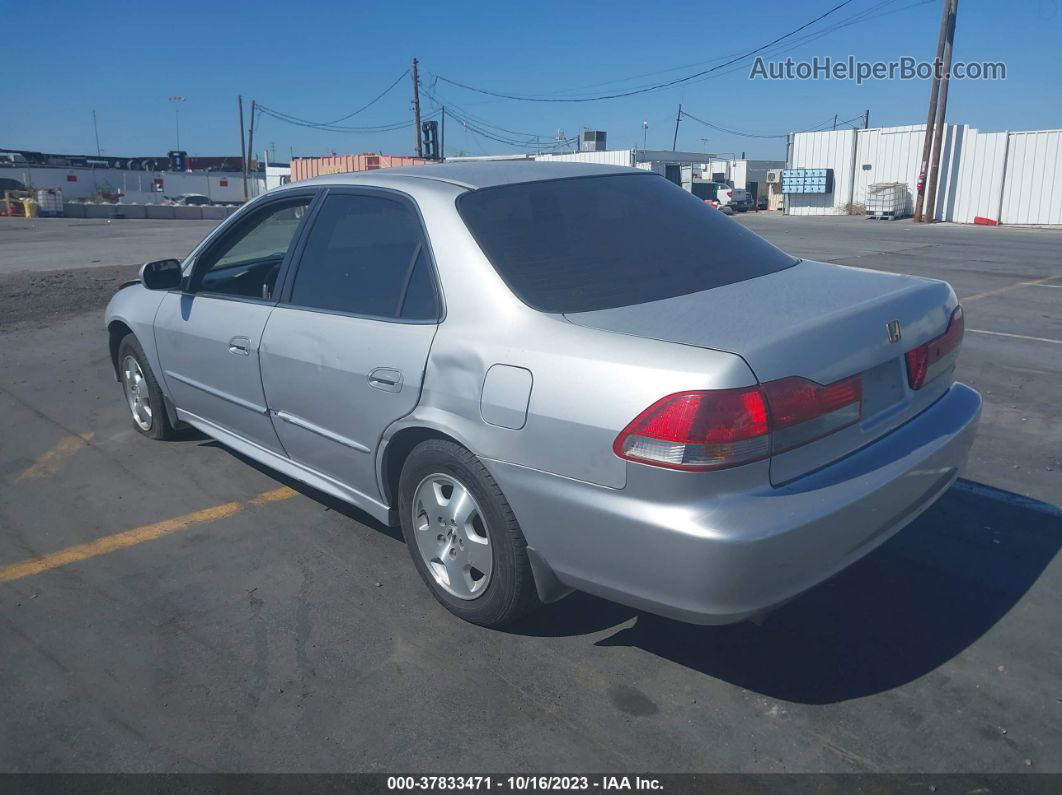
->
[535,149,635,166]
[1000,130,1062,225]
[950,131,1008,224]
[2,165,282,204]
[787,124,1062,224]
[787,129,857,216]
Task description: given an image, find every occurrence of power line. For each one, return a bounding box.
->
[679,109,859,139]
[432,0,860,102]
[660,0,934,90]
[429,0,932,102]
[256,103,438,134]
[420,83,578,150]
[499,0,920,99]
[255,69,411,131]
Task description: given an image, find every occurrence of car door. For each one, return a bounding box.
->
[154,191,317,453]
[259,188,441,504]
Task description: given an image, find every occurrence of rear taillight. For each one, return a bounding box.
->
[613,388,769,471]
[614,374,862,471]
[762,375,863,454]
[906,306,964,390]
[726,190,733,198]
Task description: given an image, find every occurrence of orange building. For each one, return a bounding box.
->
[290,154,429,182]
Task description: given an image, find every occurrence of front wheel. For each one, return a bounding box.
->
[399,439,541,627]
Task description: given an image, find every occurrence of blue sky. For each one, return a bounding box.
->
[4,0,1060,161]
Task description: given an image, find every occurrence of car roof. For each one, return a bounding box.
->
[292,160,648,191]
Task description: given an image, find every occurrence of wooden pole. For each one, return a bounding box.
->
[913,0,952,222]
[246,100,257,197]
[923,0,958,223]
[412,58,423,158]
[238,96,248,201]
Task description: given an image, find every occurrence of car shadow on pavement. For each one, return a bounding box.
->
[195,439,404,543]
[512,481,1061,704]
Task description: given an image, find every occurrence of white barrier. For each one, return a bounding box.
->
[58,202,239,221]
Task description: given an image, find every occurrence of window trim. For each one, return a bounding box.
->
[276,185,445,325]
[182,188,322,305]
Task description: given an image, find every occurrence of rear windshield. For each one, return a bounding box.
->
[457,173,797,313]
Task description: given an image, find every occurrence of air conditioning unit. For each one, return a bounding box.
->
[766,169,783,184]
[580,130,607,152]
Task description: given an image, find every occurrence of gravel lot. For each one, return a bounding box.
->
[0,213,1059,773]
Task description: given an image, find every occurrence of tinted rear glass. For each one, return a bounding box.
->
[457,173,797,313]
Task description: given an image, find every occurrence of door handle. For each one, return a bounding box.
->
[228,336,251,356]
[368,367,403,393]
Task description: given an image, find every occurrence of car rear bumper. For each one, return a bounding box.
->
[488,382,981,624]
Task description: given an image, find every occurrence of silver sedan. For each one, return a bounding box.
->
[105,162,981,627]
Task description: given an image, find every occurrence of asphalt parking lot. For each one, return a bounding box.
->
[1,213,1059,773]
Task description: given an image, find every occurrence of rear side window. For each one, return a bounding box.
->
[457,173,797,313]
[290,193,439,320]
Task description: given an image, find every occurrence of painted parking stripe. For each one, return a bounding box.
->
[1023,282,1062,290]
[961,274,1061,303]
[16,432,94,482]
[0,486,297,584]
[967,328,1062,345]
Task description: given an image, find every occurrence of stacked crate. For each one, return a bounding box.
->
[865,183,908,220]
[36,188,65,217]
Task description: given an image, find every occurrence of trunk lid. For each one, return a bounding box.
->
[565,260,959,484]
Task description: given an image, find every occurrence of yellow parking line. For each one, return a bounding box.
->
[0,486,297,584]
[250,485,298,504]
[962,274,1061,303]
[16,432,94,482]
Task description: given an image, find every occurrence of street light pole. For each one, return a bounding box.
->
[168,96,186,151]
[642,120,649,151]
[92,110,102,157]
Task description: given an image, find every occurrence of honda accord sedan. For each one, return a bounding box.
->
[105,162,981,627]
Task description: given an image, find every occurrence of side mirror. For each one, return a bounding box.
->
[140,259,183,290]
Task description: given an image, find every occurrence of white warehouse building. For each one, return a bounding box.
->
[786,123,1062,225]
[534,149,784,200]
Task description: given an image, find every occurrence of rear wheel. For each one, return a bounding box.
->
[399,439,541,627]
[117,334,177,440]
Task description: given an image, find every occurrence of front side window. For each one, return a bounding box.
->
[290,193,438,320]
[195,198,311,299]
[457,174,797,314]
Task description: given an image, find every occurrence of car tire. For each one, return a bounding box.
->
[117,333,177,441]
[399,439,541,627]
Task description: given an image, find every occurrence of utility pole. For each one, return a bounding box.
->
[92,110,101,157]
[238,96,248,200]
[863,109,870,129]
[440,106,446,161]
[672,104,682,151]
[923,0,958,224]
[246,100,257,196]
[411,58,423,158]
[642,120,649,151]
[913,0,953,222]
[833,114,838,131]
